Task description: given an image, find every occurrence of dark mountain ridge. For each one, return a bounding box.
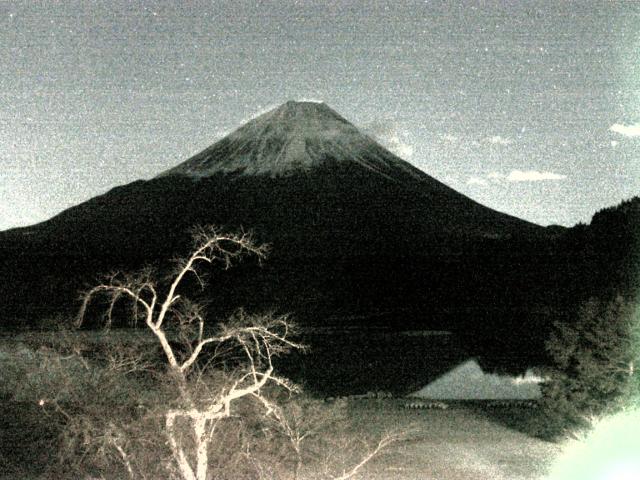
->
[4,101,542,249]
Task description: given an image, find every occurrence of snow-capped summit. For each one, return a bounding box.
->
[159,101,421,180]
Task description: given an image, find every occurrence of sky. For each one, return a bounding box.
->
[1,0,639,230]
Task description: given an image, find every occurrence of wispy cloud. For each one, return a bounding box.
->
[487,172,505,180]
[441,133,512,145]
[441,133,459,143]
[485,135,513,146]
[505,170,567,182]
[387,134,414,159]
[469,170,567,185]
[466,176,488,186]
[610,123,640,137]
[364,120,415,159]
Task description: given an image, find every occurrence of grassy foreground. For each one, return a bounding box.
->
[0,330,561,480]
[0,330,405,479]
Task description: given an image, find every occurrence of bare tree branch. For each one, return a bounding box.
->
[331,431,406,480]
[77,226,304,480]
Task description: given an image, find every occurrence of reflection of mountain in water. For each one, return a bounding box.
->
[410,359,544,400]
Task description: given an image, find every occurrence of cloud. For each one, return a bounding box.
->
[485,135,513,146]
[610,123,640,137]
[441,133,459,143]
[466,176,488,186]
[505,170,567,182]
[386,134,414,159]
[487,172,505,180]
[364,120,415,159]
[469,170,567,185]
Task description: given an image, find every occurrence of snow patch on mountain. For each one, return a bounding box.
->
[158,101,425,182]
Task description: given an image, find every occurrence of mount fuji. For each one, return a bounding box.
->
[157,100,541,238]
[161,100,440,181]
[1,101,552,343]
[2,100,637,393]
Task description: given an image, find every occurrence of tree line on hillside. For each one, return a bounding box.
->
[534,197,640,438]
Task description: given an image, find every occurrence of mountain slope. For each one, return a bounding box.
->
[160,100,426,180]
[1,101,549,338]
[157,100,539,238]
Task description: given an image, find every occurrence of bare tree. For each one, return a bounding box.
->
[76,225,405,480]
[78,226,303,480]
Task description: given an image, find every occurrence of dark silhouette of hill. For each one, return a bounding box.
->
[555,196,640,304]
[1,102,636,390]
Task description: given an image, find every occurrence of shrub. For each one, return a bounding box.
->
[539,295,640,438]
